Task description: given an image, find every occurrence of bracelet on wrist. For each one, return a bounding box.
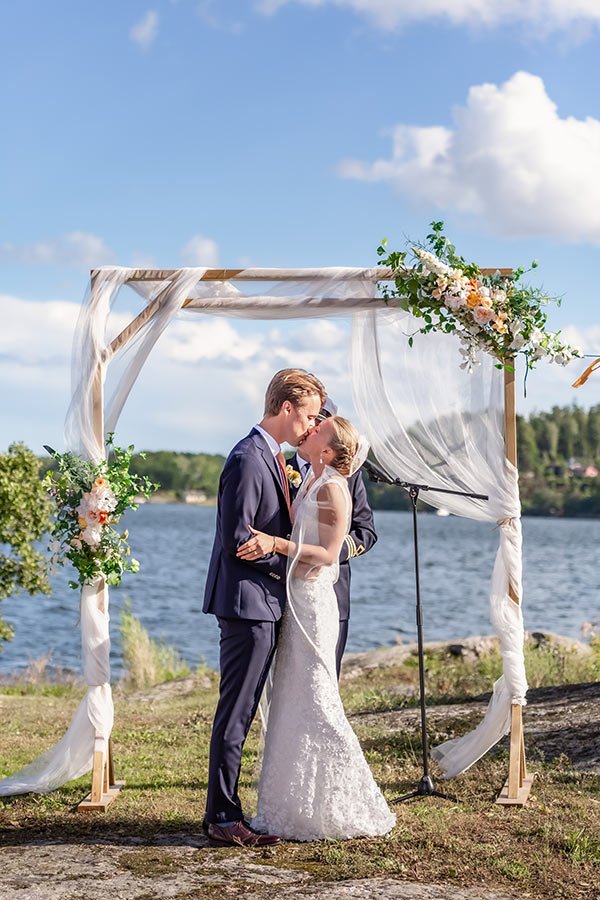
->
[271,535,277,555]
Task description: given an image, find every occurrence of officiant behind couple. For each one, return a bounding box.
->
[202,369,395,846]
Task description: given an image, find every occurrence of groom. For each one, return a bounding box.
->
[203,368,326,847]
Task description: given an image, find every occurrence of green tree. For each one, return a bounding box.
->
[0,443,53,648]
[572,405,588,458]
[587,406,600,459]
[516,416,540,472]
[536,418,559,461]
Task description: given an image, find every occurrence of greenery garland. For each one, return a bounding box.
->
[377,221,582,372]
[43,436,158,589]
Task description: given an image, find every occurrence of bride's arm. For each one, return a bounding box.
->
[237,482,346,566]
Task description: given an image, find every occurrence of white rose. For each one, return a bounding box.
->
[82,525,102,549]
[444,293,466,311]
[529,327,544,346]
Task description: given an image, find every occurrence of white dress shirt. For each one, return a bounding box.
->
[254,424,286,490]
[296,454,311,481]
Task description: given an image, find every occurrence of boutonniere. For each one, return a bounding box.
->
[286,465,302,489]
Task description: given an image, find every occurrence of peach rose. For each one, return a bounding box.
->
[472,305,495,326]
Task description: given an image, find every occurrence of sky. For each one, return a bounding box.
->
[2,0,600,455]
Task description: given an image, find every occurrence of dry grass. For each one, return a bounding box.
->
[119,601,191,690]
[0,651,82,696]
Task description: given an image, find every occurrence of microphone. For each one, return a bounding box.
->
[362,457,394,484]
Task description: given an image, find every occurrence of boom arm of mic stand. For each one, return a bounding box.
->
[361,459,488,502]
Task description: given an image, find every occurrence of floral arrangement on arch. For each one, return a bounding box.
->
[43,436,158,589]
[377,222,583,373]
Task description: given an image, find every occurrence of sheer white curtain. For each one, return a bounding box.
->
[351,309,527,778]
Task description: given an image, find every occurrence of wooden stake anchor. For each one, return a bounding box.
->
[78,736,125,813]
[496,362,534,807]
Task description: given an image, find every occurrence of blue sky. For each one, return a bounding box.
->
[2,0,600,454]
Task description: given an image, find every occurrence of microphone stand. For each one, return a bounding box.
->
[361,458,488,803]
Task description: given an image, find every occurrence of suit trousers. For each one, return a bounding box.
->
[205,616,279,823]
[335,619,349,680]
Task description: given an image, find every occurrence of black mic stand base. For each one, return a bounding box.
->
[393,774,457,804]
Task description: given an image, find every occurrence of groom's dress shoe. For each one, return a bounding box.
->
[206,820,281,847]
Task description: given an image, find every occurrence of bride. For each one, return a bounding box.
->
[236,415,396,841]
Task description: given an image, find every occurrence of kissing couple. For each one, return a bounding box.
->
[202,369,396,846]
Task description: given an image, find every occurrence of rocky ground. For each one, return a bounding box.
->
[0,842,521,900]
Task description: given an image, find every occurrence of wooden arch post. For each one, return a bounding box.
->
[78,281,125,812]
[495,359,534,807]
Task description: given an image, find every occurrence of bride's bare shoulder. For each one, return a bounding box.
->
[316,476,349,506]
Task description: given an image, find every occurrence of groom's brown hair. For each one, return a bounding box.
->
[264,369,326,416]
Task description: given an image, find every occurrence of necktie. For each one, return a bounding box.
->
[276,451,292,517]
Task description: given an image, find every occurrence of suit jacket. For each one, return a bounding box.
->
[203,429,292,621]
[287,453,377,620]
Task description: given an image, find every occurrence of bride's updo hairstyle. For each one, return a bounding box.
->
[327,416,360,477]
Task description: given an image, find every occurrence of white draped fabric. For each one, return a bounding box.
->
[351,309,527,778]
[0,265,526,794]
[0,582,112,795]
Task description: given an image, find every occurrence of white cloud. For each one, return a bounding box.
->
[180,235,220,267]
[0,295,79,366]
[197,0,245,33]
[130,10,159,48]
[1,232,115,268]
[257,0,600,32]
[159,318,264,363]
[339,71,600,245]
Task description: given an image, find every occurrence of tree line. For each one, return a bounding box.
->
[124,405,600,516]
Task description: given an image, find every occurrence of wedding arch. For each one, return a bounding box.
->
[0,263,534,809]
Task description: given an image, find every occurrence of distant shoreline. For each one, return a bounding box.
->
[139,492,600,518]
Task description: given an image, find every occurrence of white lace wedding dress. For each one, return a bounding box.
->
[252,465,396,841]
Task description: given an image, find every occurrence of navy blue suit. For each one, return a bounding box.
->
[288,454,377,677]
[204,429,292,824]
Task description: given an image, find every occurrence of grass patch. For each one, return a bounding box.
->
[563,829,600,866]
